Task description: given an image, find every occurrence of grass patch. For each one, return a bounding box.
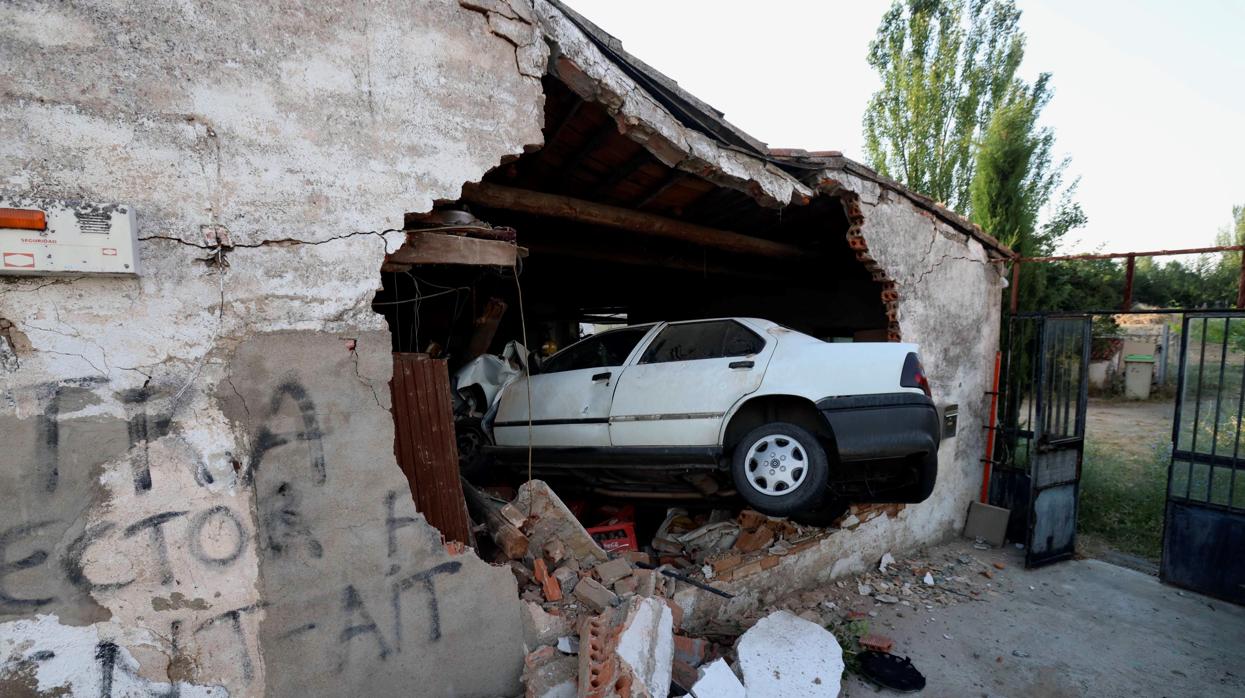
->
[1078,440,1168,561]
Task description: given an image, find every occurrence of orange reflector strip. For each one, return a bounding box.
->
[0,208,47,231]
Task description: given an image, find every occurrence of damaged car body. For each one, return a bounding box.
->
[466,317,941,518]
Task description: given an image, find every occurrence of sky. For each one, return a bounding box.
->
[563,0,1245,254]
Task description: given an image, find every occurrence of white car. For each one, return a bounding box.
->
[484,318,940,518]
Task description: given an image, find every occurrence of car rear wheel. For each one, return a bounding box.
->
[731,422,830,517]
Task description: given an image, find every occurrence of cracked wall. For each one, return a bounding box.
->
[1,0,544,695]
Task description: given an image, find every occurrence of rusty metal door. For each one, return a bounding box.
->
[390,353,472,544]
[1026,315,1091,567]
[1162,313,1245,603]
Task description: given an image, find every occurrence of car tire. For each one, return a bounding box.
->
[456,417,491,482]
[731,422,830,517]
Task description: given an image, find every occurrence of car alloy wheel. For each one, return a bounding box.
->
[743,433,808,496]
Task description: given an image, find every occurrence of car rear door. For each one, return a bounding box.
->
[609,319,774,446]
[492,325,654,447]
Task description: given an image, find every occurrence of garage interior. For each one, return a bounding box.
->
[371,73,900,546]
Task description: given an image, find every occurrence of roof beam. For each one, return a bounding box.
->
[554,124,618,190]
[633,172,688,210]
[460,182,803,259]
[586,149,652,200]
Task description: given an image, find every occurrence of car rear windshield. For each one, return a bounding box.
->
[640,320,764,364]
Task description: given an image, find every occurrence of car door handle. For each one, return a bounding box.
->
[729,361,754,369]
[591,371,612,382]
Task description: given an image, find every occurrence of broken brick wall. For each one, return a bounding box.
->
[0,1,544,695]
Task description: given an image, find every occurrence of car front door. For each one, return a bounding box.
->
[609,319,773,447]
[492,325,654,447]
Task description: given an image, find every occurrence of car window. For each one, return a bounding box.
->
[540,326,650,374]
[640,320,765,364]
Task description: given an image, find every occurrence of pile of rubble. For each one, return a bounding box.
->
[466,479,848,696]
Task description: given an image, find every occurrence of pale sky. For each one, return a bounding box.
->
[564,0,1245,254]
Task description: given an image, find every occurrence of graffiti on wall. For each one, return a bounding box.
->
[2,374,462,693]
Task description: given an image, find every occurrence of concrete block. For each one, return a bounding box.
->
[574,576,618,613]
[633,569,657,597]
[553,565,579,597]
[737,610,843,697]
[523,601,571,648]
[964,500,1010,547]
[690,658,745,698]
[595,557,634,585]
[614,575,639,596]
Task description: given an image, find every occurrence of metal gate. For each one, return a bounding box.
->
[1162,313,1245,603]
[1027,316,1091,566]
[993,314,1091,567]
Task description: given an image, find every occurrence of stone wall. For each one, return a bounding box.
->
[0,1,543,695]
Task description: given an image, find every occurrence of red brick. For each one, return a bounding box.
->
[738,509,768,530]
[708,551,742,576]
[673,635,709,667]
[860,633,894,653]
[671,658,698,690]
[733,527,774,553]
[666,599,684,630]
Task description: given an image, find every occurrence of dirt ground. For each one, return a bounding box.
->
[836,539,1245,697]
[1085,397,1174,460]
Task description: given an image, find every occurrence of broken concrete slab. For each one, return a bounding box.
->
[690,658,745,698]
[614,597,675,698]
[577,596,674,698]
[512,480,607,564]
[737,610,844,697]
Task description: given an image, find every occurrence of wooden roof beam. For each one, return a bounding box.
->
[460,182,803,259]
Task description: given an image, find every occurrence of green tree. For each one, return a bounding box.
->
[863,0,1026,214]
[968,73,1082,310]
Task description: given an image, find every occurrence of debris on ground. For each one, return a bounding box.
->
[736,610,845,697]
[495,481,968,696]
[689,658,745,698]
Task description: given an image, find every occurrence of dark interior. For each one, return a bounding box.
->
[373,77,888,364]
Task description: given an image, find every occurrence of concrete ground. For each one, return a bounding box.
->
[839,540,1245,698]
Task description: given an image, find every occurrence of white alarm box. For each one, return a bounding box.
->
[0,201,140,276]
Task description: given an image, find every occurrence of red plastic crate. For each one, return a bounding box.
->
[586,522,638,553]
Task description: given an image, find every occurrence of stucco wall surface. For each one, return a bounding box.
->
[0,1,544,696]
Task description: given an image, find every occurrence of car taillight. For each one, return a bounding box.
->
[901,352,931,397]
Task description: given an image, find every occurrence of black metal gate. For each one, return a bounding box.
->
[993,314,1091,567]
[1162,313,1245,603]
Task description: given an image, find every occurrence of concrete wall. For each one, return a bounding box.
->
[0,1,544,695]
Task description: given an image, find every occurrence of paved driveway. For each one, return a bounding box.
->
[840,541,1245,697]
